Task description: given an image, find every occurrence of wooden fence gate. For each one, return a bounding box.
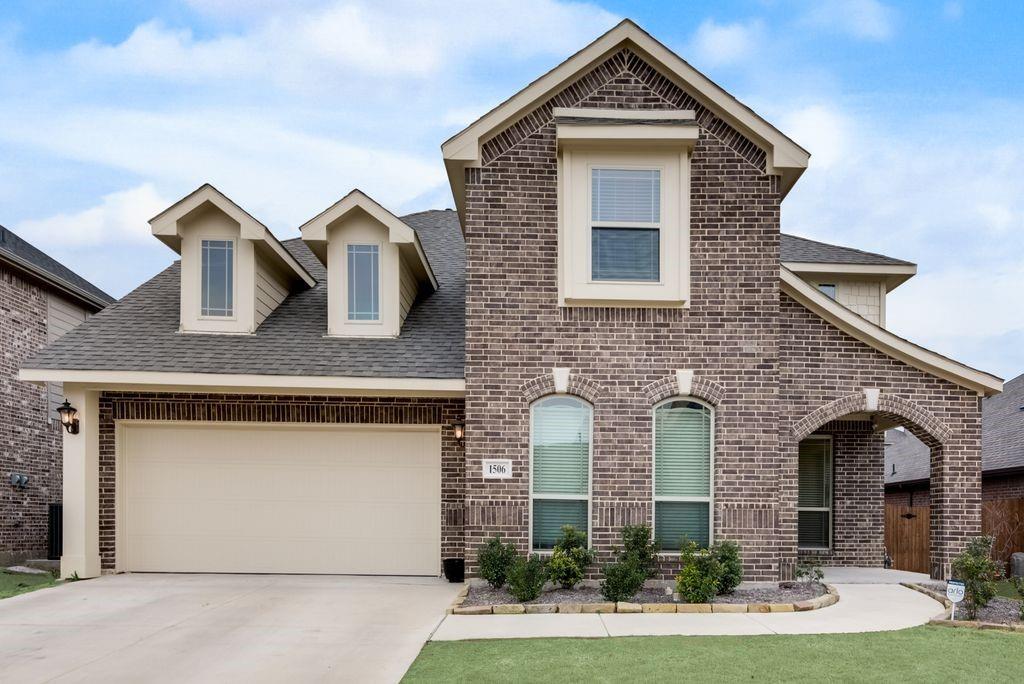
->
[884,504,929,574]
[885,498,1024,575]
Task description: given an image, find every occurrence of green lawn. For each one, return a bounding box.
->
[404,627,1021,683]
[0,569,57,599]
[995,580,1022,600]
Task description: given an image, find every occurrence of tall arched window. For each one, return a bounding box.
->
[530,396,592,551]
[653,399,713,550]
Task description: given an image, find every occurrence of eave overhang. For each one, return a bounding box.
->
[783,261,918,291]
[781,266,1002,396]
[0,250,111,311]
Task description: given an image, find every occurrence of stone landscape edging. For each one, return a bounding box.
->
[901,581,1024,634]
[447,583,839,615]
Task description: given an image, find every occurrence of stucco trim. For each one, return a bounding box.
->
[781,266,1002,396]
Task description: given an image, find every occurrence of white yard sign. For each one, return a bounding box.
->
[946,580,965,620]
[482,459,513,479]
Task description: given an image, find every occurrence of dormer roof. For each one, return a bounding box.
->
[150,183,315,289]
[299,189,438,291]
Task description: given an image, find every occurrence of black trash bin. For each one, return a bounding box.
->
[442,558,465,583]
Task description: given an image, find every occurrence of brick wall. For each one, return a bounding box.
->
[0,263,62,564]
[463,47,783,580]
[885,486,930,508]
[886,472,1024,507]
[96,392,464,571]
[798,421,885,567]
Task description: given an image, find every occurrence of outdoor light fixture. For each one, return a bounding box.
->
[452,422,465,445]
[56,400,80,435]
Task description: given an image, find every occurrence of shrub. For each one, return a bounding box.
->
[712,539,743,595]
[951,535,1004,620]
[620,524,660,578]
[1011,576,1024,621]
[600,557,646,602]
[548,526,595,589]
[795,561,824,586]
[507,554,548,602]
[477,535,519,589]
[675,540,723,604]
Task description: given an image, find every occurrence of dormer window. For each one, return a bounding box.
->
[201,239,235,317]
[591,168,661,282]
[347,244,380,321]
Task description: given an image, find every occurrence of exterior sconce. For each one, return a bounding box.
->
[452,422,465,446]
[56,400,80,435]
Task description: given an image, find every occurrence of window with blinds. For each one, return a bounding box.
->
[653,400,713,550]
[798,438,832,549]
[531,396,591,550]
[590,168,661,282]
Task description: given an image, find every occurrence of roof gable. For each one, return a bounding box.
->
[442,20,809,221]
[0,225,114,309]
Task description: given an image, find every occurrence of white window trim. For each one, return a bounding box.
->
[343,240,383,326]
[797,434,833,552]
[528,395,594,554]
[198,237,237,321]
[588,163,664,285]
[558,146,691,308]
[651,397,714,555]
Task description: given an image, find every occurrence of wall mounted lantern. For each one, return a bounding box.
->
[452,422,465,446]
[56,400,80,435]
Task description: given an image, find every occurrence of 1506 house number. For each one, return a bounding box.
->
[482,459,512,479]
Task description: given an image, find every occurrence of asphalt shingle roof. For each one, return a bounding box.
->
[23,209,464,379]
[885,373,1024,484]
[0,225,115,306]
[780,234,914,267]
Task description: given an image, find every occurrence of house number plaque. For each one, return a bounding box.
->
[482,459,512,479]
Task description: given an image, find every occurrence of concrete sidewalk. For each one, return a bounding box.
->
[430,583,944,641]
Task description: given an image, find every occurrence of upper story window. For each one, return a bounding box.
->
[201,239,234,317]
[530,395,592,551]
[591,168,661,282]
[347,244,380,321]
[653,399,713,551]
[818,283,837,300]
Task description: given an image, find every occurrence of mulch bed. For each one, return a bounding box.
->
[462,582,824,608]
[924,583,1022,625]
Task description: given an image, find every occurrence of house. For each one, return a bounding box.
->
[885,373,1024,571]
[1,225,114,565]
[20,20,1002,582]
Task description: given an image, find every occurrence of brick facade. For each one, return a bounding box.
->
[886,472,1024,507]
[95,392,464,571]
[461,47,983,581]
[0,263,62,564]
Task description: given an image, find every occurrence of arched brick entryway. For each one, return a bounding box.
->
[784,389,973,580]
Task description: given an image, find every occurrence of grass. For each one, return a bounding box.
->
[403,626,1021,683]
[994,579,1022,600]
[0,569,57,599]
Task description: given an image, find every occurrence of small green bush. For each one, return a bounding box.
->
[795,560,824,586]
[620,524,660,578]
[548,526,595,589]
[477,535,519,589]
[1011,576,1024,621]
[600,557,646,602]
[507,554,548,602]
[951,536,1003,620]
[712,539,743,595]
[675,540,723,604]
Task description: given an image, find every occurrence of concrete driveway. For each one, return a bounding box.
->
[0,573,461,683]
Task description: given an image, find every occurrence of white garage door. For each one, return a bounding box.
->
[120,422,441,575]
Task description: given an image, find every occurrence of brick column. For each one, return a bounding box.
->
[929,434,983,579]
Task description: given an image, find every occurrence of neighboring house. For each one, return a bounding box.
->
[1,225,114,565]
[886,373,1024,504]
[21,20,1002,582]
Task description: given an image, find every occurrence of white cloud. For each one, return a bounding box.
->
[688,19,765,67]
[802,0,897,41]
[15,184,169,247]
[781,104,851,170]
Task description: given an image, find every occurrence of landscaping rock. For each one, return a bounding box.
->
[712,603,747,613]
[492,604,525,614]
[5,566,48,575]
[769,603,795,612]
[557,603,582,614]
[525,604,557,614]
[677,604,712,613]
[748,603,771,613]
[642,603,677,613]
[454,605,492,615]
[581,602,616,613]
[617,602,642,613]
[793,600,815,611]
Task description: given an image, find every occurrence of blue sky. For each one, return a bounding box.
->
[1,1,1022,378]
